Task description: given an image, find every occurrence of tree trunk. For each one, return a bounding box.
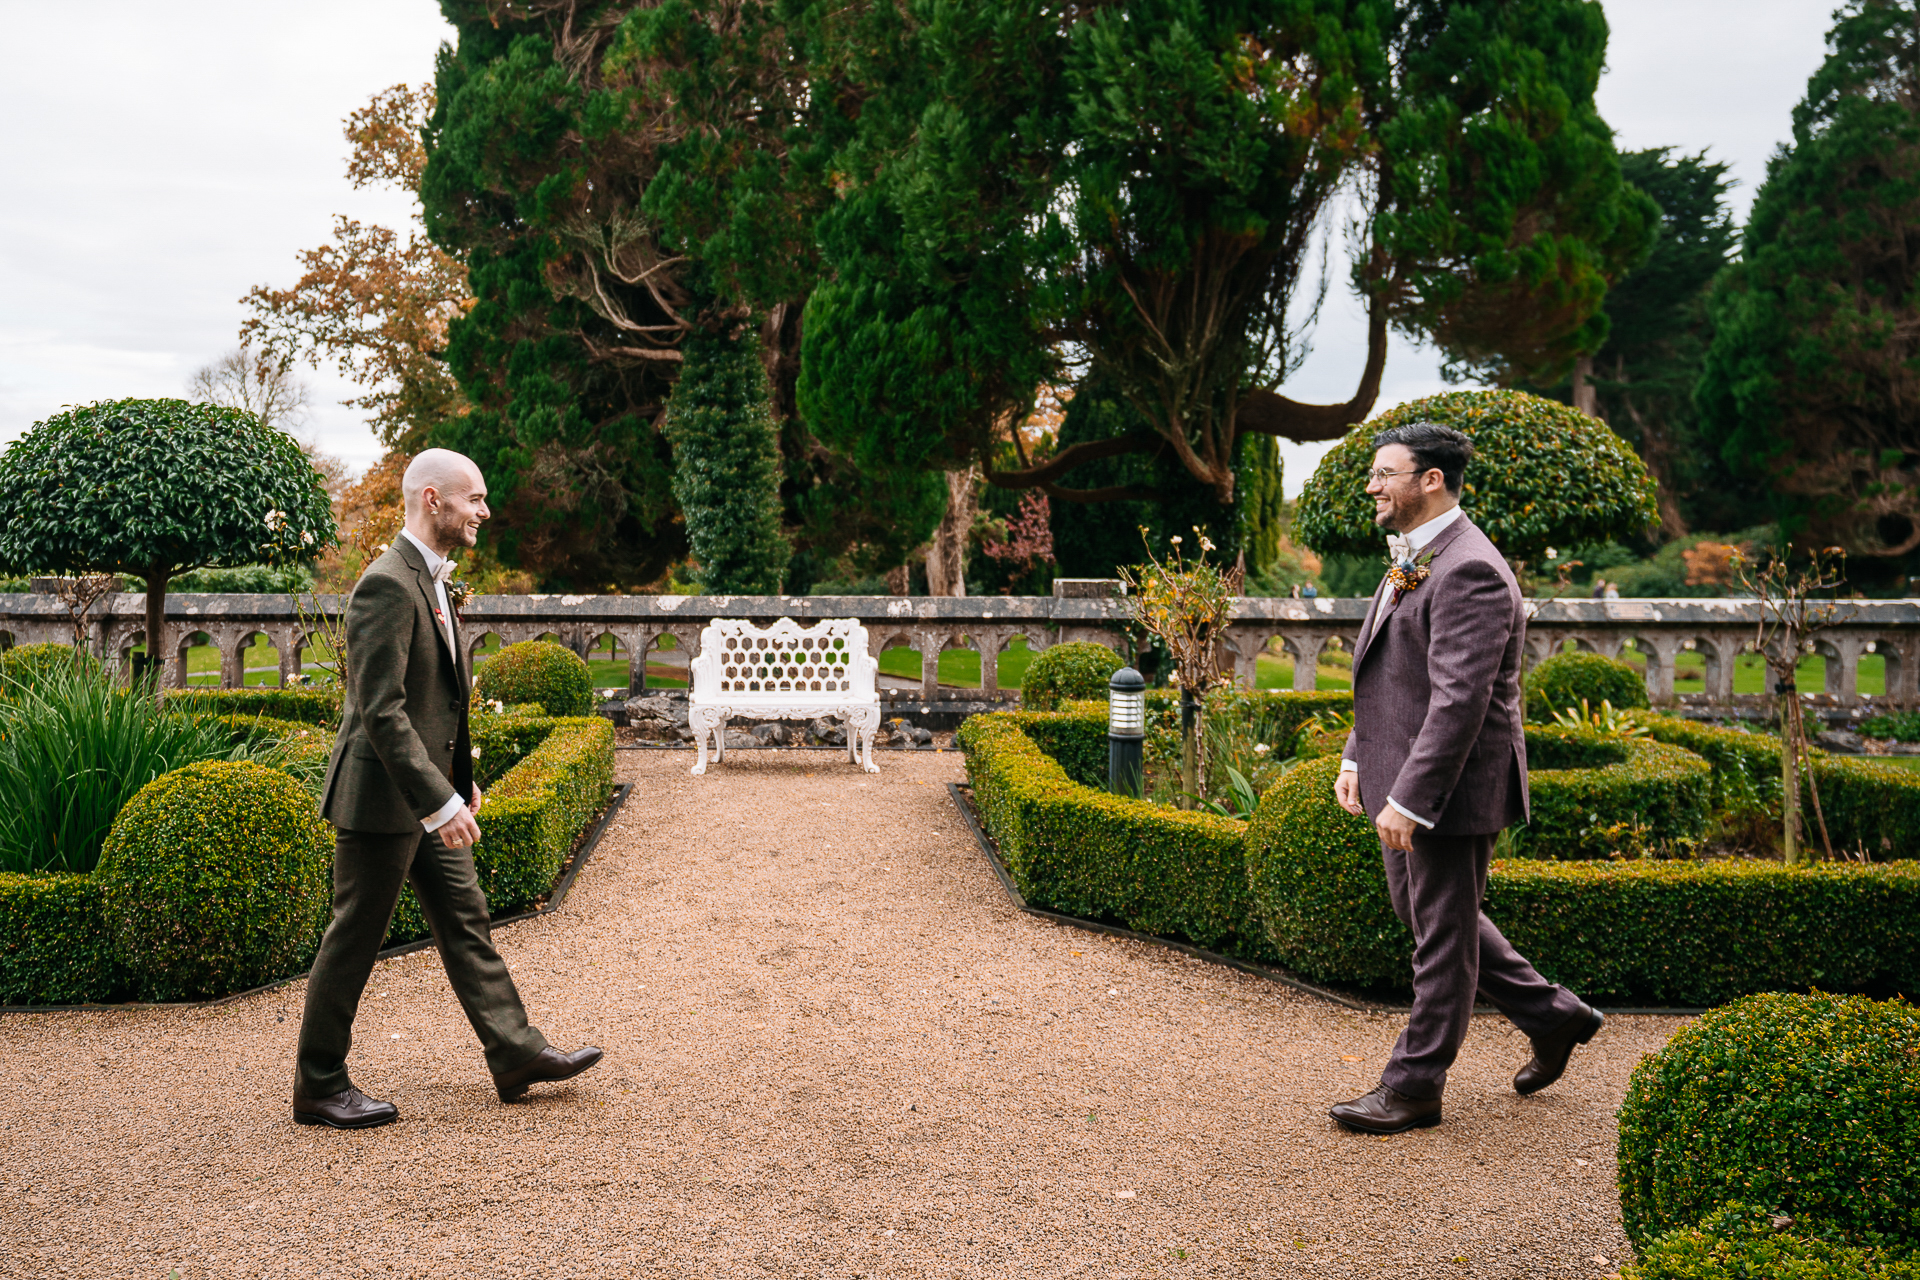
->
[925,466,978,598]
[1620,375,1690,541]
[1571,354,1598,418]
[144,564,168,689]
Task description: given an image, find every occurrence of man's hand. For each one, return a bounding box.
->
[1374,804,1417,853]
[1334,769,1365,816]
[468,783,484,815]
[439,808,482,850]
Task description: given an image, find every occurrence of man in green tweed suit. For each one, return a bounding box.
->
[293,449,602,1129]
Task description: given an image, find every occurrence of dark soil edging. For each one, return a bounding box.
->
[946,783,1704,1019]
[0,782,632,1015]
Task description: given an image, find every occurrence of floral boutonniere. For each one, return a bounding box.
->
[445,563,474,619]
[1384,535,1436,603]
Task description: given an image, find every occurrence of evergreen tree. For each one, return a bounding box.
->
[1697,0,1920,575]
[1240,435,1286,582]
[666,329,791,595]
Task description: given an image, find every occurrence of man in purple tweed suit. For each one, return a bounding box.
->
[1330,422,1605,1134]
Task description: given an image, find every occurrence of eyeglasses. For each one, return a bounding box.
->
[1366,467,1427,484]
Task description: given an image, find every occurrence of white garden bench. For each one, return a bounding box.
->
[687,616,882,775]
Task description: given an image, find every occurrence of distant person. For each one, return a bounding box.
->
[1330,422,1603,1135]
[1301,583,1318,599]
[1290,583,1301,599]
[1589,577,1607,599]
[1603,581,1621,600]
[293,448,603,1130]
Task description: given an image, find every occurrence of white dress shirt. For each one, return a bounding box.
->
[399,528,466,834]
[1342,503,1465,829]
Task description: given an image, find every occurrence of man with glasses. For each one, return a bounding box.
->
[1329,422,1603,1134]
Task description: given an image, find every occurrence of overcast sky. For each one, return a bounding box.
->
[0,0,1837,493]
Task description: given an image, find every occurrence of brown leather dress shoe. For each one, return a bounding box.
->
[293,1086,399,1130]
[1514,1004,1605,1095]
[493,1045,604,1102]
[1329,1084,1442,1134]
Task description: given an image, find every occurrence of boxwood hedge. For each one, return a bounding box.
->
[385,715,614,944]
[1618,992,1920,1258]
[0,873,122,1004]
[1524,649,1650,721]
[166,686,342,725]
[1514,725,1712,860]
[474,640,595,717]
[1626,1218,1919,1279]
[1020,641,1123,711]
[1245,756,1920,1003]
[959,708,1272,960]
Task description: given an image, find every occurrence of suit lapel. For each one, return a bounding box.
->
[394,536,464,691]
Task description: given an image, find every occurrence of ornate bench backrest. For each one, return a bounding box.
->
[692,617,876,700]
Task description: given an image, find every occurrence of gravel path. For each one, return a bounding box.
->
[1,749,1685,1279]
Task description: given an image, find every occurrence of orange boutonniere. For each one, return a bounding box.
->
[1383,539,1436,604]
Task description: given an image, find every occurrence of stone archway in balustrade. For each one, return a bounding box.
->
[985,628,1050,698]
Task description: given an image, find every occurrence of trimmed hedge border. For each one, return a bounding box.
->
[958,708,1272,961]
[165,687,343,725]
[1247,756,1920,1004]
[0,712,615,1003]
[1641,715,1920,860]
[1514,725,1712,860]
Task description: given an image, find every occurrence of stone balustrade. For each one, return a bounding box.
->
[5,588,1918,710]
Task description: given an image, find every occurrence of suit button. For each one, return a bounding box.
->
[446,739,456,751]
[450,701,461,712]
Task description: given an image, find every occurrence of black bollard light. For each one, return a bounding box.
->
[1108,666,1146,797]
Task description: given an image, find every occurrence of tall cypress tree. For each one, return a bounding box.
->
[666,329,791,595]
[1696,0,1920,573]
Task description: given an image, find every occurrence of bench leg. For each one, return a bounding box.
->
[689,706,725,776]
[847,705,881,773]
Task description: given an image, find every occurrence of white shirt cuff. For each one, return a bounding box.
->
[1340,759,1358,773]
[421,792,465,832]
[1387,795,1435,829]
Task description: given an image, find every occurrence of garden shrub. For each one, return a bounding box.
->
[1514,725,1712,859]
[1627,1215,1920,1279]
[1245,757,1920,1001]
[1618,992,1920,1255]
[0,641,96,692]
[1020,641,1123,711]
[0,873,122,1005]
[386,716,614,944]
[218,713,334,799]
[95,761,333,1000]
[166,686,342,725]
[1640,715,1920,860]
[1245,756,1411,988]
[1862,709,1920,744]
[959,709,1271,960]
[1524,649,1650,721]
[473,640,595,716]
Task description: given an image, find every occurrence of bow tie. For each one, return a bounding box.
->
[1386,533,1414,565]
[430,560,454,586]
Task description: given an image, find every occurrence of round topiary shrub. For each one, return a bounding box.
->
[1625,1206,1920,1280]
[1523,649,1650,722]
[1511,724,1712,859]
[1021,641,1123,711]
[1294,389,1659,565]
[474,639,595,717]
[1617,991,1920,1254]
[1244,755,1412,990]
[0,641,97,693]
[95,760,332,1000]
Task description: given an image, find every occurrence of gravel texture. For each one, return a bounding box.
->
[1,749,1685,1279]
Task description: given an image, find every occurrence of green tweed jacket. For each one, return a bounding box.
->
[320,538,473,834]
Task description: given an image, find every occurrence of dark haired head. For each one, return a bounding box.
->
[1369,421,1474,496]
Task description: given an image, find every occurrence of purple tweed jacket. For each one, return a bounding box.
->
[1341,513,1529,836]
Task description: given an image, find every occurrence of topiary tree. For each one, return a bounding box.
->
[474,640,595,717]
[1020,641,1123,712]
[665,329,792,595]
[1522,650,1651,722]
[1617,990,1920,1256]
[1294,390,1659,568]
[95,760,332,1000]
[0,400,336,677]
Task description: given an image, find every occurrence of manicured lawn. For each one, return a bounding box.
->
[876,636,1035,689]
[1254,653,1351,690]
[1605,641,1885,695]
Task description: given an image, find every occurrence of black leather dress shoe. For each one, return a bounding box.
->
[1329,1084,1443,1134]
[293,1086,399,1130]
[1515,1003,1605,1095]
[493,1045,604,1102]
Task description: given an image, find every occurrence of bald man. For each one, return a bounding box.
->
[293,449,602,1129]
